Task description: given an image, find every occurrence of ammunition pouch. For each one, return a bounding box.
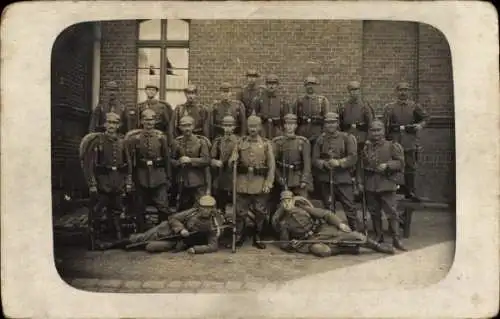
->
[137,158,165,168]
[340,122,368,132]
[236,165,269,176]
[298,116,323,125]
[277,161,303,171]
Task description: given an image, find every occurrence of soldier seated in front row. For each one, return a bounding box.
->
[96,195,226,254]
[270,190,395,257]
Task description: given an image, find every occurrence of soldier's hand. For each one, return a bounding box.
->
[187,247,196,254]
[180,229,190,237]
[376,163,388,172]
[413,124,423,131]
[329,159,340,168]
[179,156,191,164]
[300,182,307,189]
[89,186,98,194]
[213,159,223,168]
[262,183,272,193]
[339,223,352,233]
[290,239,300,249]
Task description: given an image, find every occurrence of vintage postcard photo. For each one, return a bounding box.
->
[1,1,499,318]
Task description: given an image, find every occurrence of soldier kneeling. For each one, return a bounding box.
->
[270,190,395,257]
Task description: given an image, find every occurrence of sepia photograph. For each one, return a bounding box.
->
[2,1,498,318]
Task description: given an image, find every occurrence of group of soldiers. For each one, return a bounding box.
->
[79,69,429,258]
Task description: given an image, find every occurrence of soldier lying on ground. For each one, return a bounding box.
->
[97,195,226,254]
[267,190,395,257]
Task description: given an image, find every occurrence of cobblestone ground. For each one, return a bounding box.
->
[56,209,454,293]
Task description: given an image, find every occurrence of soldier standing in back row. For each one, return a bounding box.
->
[172,84,210,138]
[338,81,375,198]
[382,82,429,202]
[210,115,240,215]
[312,112,360,231]
[229,115,276,249]
[89,80,127,133]
[236,69,263,118]
[251,74,290,139]
[124,109,171,230]
[210,82,247,139]
[359,120,407,251]
[137,81,174,143]
[171,116,211,211]
[292,76,332,144]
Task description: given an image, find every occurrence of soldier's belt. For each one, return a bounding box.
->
[277,161,304,170]
[390,124,417,134]
[236,166,269,176]
[299,116,323,125]
[341,123,368,132]
[137,158,165,168]
[261,117,281,124]
[95,165,128,173]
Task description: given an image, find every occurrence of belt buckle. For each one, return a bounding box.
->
[268,118,273,123]
[146,160,153,166]
[306,118,311,123]
[400,125,405,131]
[111,166,117,171]
[351,124,357,129]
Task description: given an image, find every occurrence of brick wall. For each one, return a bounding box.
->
[99,20,138,109]
[189,20,363,107]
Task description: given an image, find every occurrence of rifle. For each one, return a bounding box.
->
[359,155,368,236]
[88,192,98,251]
[256,238,366,245]
[329,168,335,214]
[231,160,237,253]
[175,137,187,212]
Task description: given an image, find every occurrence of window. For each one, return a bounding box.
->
[137,19,190,108]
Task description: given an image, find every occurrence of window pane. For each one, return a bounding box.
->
[137,69,161,90]
[166,69,188,90]
[166,91,186,108]
[166,48,189,69]
[166,19,189,40]
[138,48,161,68]
[138,20,161,40]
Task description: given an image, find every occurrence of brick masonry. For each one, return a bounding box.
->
[52,19,455,203]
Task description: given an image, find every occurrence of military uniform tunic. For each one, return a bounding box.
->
[312,131,358,226]
[251,92,290,139]
[172,102,210,138]
[209,100,247,139]
[88,100,127,133]
[271,135,312,196]
[210,134,240,211]
[171,134,211,211]
[291,94,333,141]
[236,84,262,118]
[137,99,174,134]
[338,98,374,144]
[169,207,225,254]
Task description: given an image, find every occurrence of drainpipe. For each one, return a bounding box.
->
[92,22,101,109]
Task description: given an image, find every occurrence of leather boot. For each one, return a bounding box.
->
[372,215,384,243]
[364,238,395,255]
[404,173,421,202]
[235,219,247,247]
[252,232,266,249]
[390,219,407,251]
[347,216,359,232]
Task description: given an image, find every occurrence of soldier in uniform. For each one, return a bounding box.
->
[383,82,429,202]
[272,113,312,198]
[171,116,211,211]
[312,112,360,231]
[228,115,276,249]
[137,81,174,143]
[172,84,210,138]
[125,109,171,229]
[209,82,247,139]
[210,115,240,215]
[88,80,126,133]
[270,190,395,256]
[236,69,262,118]
[358,120,407,251]
[81,112,133,242]
[292,76,332,144]
[168,195,226,254]
[251,74,290,139]
[338,80,375,198]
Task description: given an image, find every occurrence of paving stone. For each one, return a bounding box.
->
[142,280,165,290]
[225,281,243,290]
[166,280,183,289]
[183,280,202,289]
[122,280,143,289]
[97,279,123,288]
[263,282,278,290]
[157,288,181,293]
[69,278,99,288]
[201,281,225,289]
[242,282,264,291]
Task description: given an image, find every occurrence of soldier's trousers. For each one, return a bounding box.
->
[95,191,124,217]
[178,186,206,211]
[320,182,358,227]
[236,193,269,238]
[214,188,231,212]
[366,190,400,239]
[136,184,170,222]
[128,220,176,252]
[403,149,417,194]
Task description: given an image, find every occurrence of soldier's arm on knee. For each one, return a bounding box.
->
[168,211,189,233]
